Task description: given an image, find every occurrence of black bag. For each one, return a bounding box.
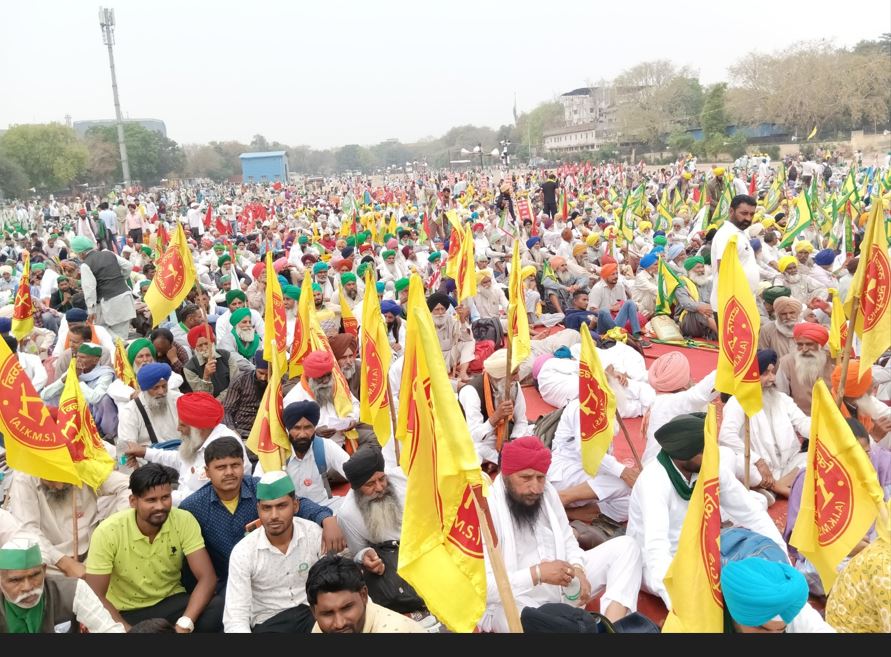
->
[471,318,505,350]
[533,407,565,449]
[363,541,425,614]
[521,603,660,633]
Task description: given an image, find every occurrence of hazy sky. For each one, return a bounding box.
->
[1,0,885,149]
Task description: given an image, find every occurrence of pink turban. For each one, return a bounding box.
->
[303,350,334,378]
[386,238,398,249]
[532,353,553,380]
[501,436,552,475]
[273,256,289,273]
[647,351,691,393]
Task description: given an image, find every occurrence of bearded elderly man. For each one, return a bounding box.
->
[216,289,264,346]
[772,257,826,306]
[542,256,587,314]
[184,324,249,399]
[0,538,125,633]
[117,363,182,457]
[775,323,834,415]
[124,391,252,505]
[720,350,810,505]
[757,295,801,360]
[282,350,362,451]
[833,360,891,447]
[631,253,658,319]
[759,285,793,322]
[329,333,360,399]
[107,338,186,413]
[427,292,475,383]
[480,438,642,632]
[470,269,509,323]
[458,349,533,470]
[218,307,261,360]
[338,273,360,311]
[674,256,717,339]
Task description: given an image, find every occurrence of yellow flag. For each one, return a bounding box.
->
[339,283,358,336]
[11,251,34,340]
[843,195,891,379]
[807,125,818,141]
[263,252,288,370]
[246,338,291,473]
[662,405,724,633]
[507,240,531,369]
[827,290,848,360]
[790,379,884,590]
[113,337,138,391]
[578,324,616,476]
[144,223,197,327]
[288,273,315,378]
[57,359,116,491]
[397,274,486,633]
[715,235,762,417]
[456,225,477,302]
[0,338,82,486]
[359,269,393,445]
[387,212,397,236]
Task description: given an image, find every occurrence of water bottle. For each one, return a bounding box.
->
[562,576,581,606]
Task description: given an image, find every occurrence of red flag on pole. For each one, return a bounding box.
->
[216,215,229,235]
[748,174,757,196]
[204,204,213,228]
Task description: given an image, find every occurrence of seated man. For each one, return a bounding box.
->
[215,290,264,347]
[471,269,508,323]
[256,401,350,510]
[171,303,203,358]
[329,333,360,400]
[223,352,270,440]
[630,253,658,319]
[0,538,125,633]
[480,438,642,633]
[720,350,810,504]
[542,256,586,314]
[219,308,261,361]
[124,392,251,505]
[223,472,324,633]
[5,470,130,579]
[282,350,361,452]
[673,256,716,339]
[181,436,344,593]
[587,262,650,347]
[833,359,891,447]
[183,324,248,400]
[85,464,221,632]
[560,289,598,333]
[51,325,99,381]
[757,295,801,360]
[51,307,116,365]
[427,292,475,383]
[117,363,182,450]
[759,285,792,322]
[106,338,183,412]
[627,414,787,610]
[457,349,533,470]
[775,322,833,415]
[151,327,193,388]
[307,555,427,634]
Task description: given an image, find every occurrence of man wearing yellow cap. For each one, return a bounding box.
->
[772,257,827,307]
[707,167,726,217]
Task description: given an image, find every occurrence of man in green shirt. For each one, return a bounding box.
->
[85,463,221,632]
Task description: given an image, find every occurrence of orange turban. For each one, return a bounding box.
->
[832,360,873,399]
[792,322,829,347]
[303,350,335,378]
[599,263,618,279]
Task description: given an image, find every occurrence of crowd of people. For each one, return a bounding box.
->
[0,152,889,634]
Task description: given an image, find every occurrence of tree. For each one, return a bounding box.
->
[335,144,373,173]
[0,123,87,191]
[250,134,270,151]
[0,153,30,199]
[700,83,728,139]
[667,131,696,155]
[84,135,121,184]
[86,124,186,184]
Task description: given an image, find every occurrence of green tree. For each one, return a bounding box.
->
[700,83,728,139]
[0,123,87,191]
[667,131,696,155]
[0,153,30,199]
[335,144,373,173]
[86,124,185,184]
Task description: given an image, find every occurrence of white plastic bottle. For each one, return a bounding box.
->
[562,576,582,606]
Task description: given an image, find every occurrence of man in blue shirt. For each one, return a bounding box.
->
[180,436,346,593]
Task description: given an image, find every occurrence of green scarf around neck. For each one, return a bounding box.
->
[656,450,696,501]
[4,595,46,634]
[231,327,260,359]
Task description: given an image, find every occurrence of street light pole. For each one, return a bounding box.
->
[478,142,483,170]
[99,7,131,187]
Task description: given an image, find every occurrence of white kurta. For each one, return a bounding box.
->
[117,390,184,447]
[643,371,718,464]
[337,467,407,560]
[254,439,350,511]
[536,357,580,408]
[457,381,532,465]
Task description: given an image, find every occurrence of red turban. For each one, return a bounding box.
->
[599,263,618,279]
[303,350,334,378]
[792,322,829,346]
[176,392,224,429]
[647,351,691,393]
[832,360,873,399]
[251,262,265,280]
[501,436,552,476]
[600,254,617,266]
[187,324,214,349]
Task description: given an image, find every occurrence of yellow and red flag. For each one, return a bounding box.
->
[57,359,116,491]
[715,234,762,417]
[246,338,291,473]
[0,337,82,486]
[843,194,891,379]
[456,225,477,302]
[662,404,723,633]
[339,280,358,337]
[288,273,315,378]
[827,289,848,360]
[790,379,884,590]
[578,323,616,476]
[113,337,139,391]
[359,269,392,445]
[396,273,486,633]
[11,251,34,340]
[507,240,531,369]
[263,252,288,370]
[144,222,197,327]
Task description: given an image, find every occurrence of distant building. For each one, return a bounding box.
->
[240,151,289,183]
[73,118,167,138]
[543,86,644,154]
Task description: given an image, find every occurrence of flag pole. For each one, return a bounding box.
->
[386,382,400,464]
[743,416,751,490]
[614,415,643,470]
[470,486,523,633]
[498,332,514,453]
[833,301,859,406]
[72,491,79,560]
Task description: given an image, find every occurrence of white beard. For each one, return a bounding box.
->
[8,586,44,609]
[356,484,403,544]
[793,349,828,389]
[854,394,888,422]
[145,393,168,413]
[784,273,801,285]
[236,326,256,342]
[309,378,335,406]
[179,427,206,462]
[775,319,796,337]
[339,361,357,379]
[689,272,711,287]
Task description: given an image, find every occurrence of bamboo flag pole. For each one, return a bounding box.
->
[743,416,751,490]
[614,415,643,470]
[72,491,79,560]
[471,486,523,633]
[386,382,400,464]
[834,299,859,406]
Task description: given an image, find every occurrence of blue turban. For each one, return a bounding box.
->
[814,249,835,266]
[667,243,685,261]
[750,238,762,252]
[65,308,88,323]
[136,363,172,390]
[653,230,666,238]
[639,253,658,269]
[553,346,573,359]
[277,274,289,289]
[757,349,777,374]
[526,237,541,249]
[721,558,808,627]
[471,211,479,220]
[253,351,268,370]
[341,246,355,260]
[283,400,321,430]
[595,217,606,224]
[375,282,386,294]
[380,300,401,316]
[0,317,10,334]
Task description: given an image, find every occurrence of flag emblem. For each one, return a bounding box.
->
[859,244,890,332]
[154,247,187,301]
[0,357,56,448]
[57,396,88,460]
[721,297,757,381]
[699,478,723,606]
[814,442,853,546]
[362,344,387,409]
[579,361,609,439]
[446,485,484,559]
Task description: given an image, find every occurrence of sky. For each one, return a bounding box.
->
[1,0,886,149]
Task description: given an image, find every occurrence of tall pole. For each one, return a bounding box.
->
[99,7,131,187]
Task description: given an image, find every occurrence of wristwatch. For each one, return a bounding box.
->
[175,616,194,632]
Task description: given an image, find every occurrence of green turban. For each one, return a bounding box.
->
[282,284,300,300]
[653,235,668,246]
[78,343,103,358]
[217,254,231,267]
[345,236,357,247]
[141,246,153,257]
[225,289,247,306]
[298,235,309,245]
[127,338,156,365]
[762,286,792,305]
[381,250,395,259]
[356,262,371,279]
[428,251,442,263]
[229,307,252,326]
[31,262,46,271]
[70,236,96,253]
[654,413,705,460]
[340,272,357,285]
[219,274,231,284]
[312,262,329,274]
[383,233,395,242]
[312,283,322,293]
[394,277,410,292]
[683,256,705,271]
[356,231,370,245]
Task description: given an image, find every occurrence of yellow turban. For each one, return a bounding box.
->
[475,269,493,283]
[520,265,537,281]
[682,171,692,180]
[778,255,797,272]
[638,221,652,231]
[761,217,776,229]
[713,167,725,176]
[572,243,587,257]
[586,233,601,246]
[794,241,813,254]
